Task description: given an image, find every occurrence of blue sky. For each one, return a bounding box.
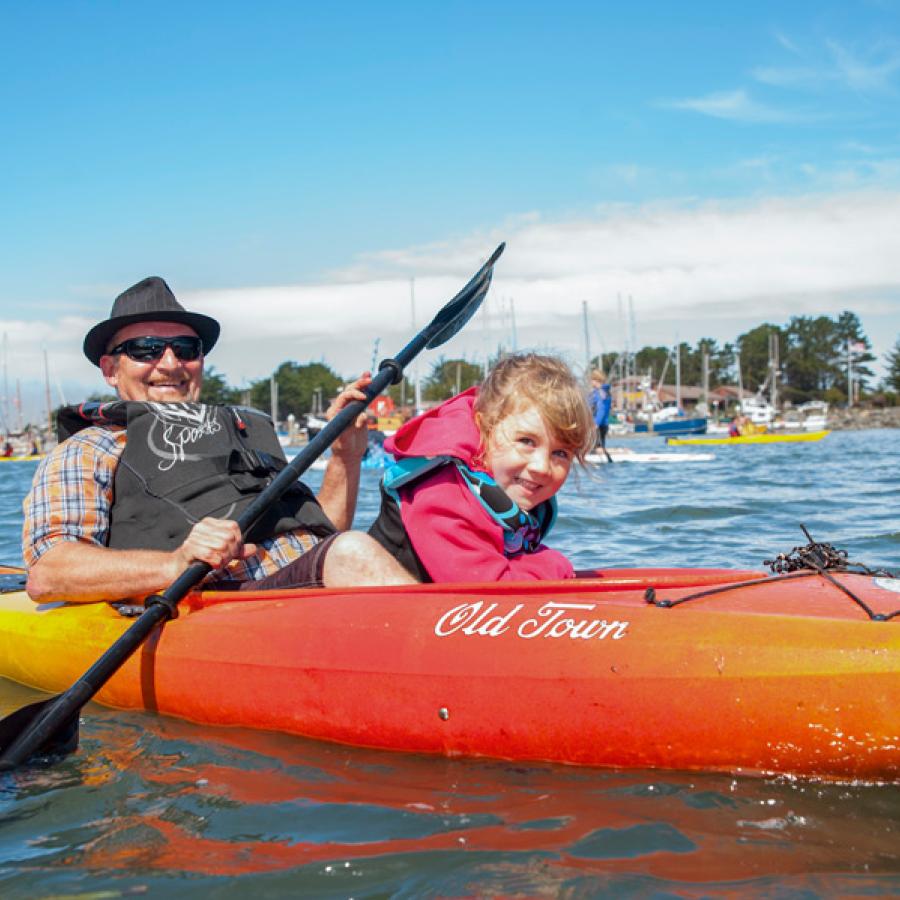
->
[2,1,899,418]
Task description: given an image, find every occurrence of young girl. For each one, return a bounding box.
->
[368,353,594,582]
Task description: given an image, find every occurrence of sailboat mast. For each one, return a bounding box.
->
[702,349,709,414]
[43,349,53,436]
[582,300,591,376]
[675,340,681,410]
[769,332,779,412]
[2,333,8,431]
[15,379,23,432]
[629,296,637,410]
[846,339,853,408]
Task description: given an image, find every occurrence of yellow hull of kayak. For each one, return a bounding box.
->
[668,430,830,446]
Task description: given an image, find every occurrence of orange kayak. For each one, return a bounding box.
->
[0,566,898,781]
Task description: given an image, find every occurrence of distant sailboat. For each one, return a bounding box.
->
[633,343,707,436]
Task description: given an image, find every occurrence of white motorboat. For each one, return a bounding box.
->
[740,394,776,427]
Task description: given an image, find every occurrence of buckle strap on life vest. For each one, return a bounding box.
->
[227,448,285,477]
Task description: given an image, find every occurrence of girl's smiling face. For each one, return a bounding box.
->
[482,406,573,511]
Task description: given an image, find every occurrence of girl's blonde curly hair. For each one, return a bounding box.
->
[473,353,595,464]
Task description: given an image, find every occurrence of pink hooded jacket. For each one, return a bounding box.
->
[383,388,574,582]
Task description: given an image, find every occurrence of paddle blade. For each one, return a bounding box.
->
[425,243,505,349]
[0,696,80,768]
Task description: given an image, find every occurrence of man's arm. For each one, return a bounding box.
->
[315,373,371,530]
[23,431,251,602]
[26,518,257,603]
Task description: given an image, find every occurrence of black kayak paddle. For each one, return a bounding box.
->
[0,242,504,770]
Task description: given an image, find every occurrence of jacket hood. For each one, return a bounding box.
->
[386,387,483,467]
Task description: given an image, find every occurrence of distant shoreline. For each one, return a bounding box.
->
[824,406,900,430]
[614,406,900,438]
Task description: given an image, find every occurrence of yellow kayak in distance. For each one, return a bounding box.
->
[0,454,43,463]
[667,430,831,446]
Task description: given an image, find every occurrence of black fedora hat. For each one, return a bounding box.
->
[83,276,220,366]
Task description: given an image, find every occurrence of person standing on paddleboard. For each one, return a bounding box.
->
[22,277,415,603]
[368,353,594,582]
[589,369,613,463]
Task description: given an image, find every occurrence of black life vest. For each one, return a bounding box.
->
[57,401,336,551]
[368,480,432,581]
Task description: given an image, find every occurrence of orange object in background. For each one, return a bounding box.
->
[372,395,395,417]
[367,394,405,432]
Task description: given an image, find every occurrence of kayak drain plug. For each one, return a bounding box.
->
[438,708,450,721]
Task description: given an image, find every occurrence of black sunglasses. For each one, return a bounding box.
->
[107,335,204,363]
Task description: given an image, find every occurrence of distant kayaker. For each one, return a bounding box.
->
[368,353,594,581]
[728,414,749,437]
[22,276,415,603]
[588,369,613,463]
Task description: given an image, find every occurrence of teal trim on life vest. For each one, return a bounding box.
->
[381,455,556,555]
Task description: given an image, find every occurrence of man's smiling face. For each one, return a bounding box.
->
[99,321,204,403]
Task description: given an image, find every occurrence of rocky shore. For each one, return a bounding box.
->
[825,406,900,430]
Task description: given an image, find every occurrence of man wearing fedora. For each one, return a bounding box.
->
[23,276,415,602]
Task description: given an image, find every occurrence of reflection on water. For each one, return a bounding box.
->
[1,430,899,896]
[2,702,898,897]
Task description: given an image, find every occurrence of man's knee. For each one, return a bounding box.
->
[327,531,382,566]
[323,531,417,587]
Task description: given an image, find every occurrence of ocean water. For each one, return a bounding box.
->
[0,429,898,898]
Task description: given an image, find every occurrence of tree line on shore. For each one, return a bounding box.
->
[598,311,900,407]
[194,358,488,422]
[81,309,900,423]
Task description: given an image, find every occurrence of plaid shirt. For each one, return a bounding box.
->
[22,425,320,583]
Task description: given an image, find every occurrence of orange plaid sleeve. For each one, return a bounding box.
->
[22,427,127,566]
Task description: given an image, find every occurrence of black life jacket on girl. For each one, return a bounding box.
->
[368,455,557,582]
[57,401,336,552]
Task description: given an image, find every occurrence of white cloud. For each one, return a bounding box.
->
[753,36,900,94]
[751,65,821,90]
[661,89,799,123]
[827,39,900,92]
[177,190,900,384]
[773,29,803,56]
[5,189,900,423]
